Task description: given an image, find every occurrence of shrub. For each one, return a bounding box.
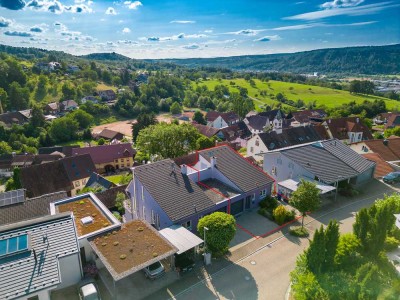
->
[290,226,309,237]
[259,196,278,210]
[273,205,287,225]
[384,237,400,251]
[285,209,296,222]
[112,211,122,221]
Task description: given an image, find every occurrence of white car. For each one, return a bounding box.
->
[78,281,101,300]
[143,261,165,279]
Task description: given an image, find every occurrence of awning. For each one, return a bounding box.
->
[278,177,336,194]
[159,225,203,255]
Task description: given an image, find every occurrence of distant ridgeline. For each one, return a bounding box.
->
[154,44,400,75]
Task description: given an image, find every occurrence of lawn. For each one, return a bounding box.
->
[193,78,400,111]
[105,174,125,185]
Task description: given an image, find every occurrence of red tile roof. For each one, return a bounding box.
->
[72,143,136,164]
[205,111,239,123]
[362,153,395,178]
[325,117,373,140]
[192,123,220,138]
[385,113,400,129]
[364,138,400,161]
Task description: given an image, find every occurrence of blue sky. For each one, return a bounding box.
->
[0,0,398,58]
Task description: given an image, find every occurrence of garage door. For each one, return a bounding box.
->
[230,199,244,216]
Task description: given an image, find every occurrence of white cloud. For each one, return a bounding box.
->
[122,27,131,34]
[204,29,213,33]
[30,25,46,32]
[124,1,142,10]
[4,31,33,37]
[117,39,138,44]
[227,29,265,36]
[254,35,281,42]
[284,2,398,21]
[60,30,81,36]
[273,24,318,31]
[183,44,200,49]
[0,17,13,28]
[105,7,117,15]
[170,20,196,24]
[26,0,92,14]
[143,33,207,42]
[321,0,364,9]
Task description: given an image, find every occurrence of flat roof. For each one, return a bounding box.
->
[198,179,241,204]
[89,220,177,281]
[278,177,336,194]
[159,225,203,255]
[51,193,120,239]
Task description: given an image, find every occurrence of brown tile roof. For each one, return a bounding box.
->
[38,145,79,157]
[0,191,67,225]
[385,113,400,129]
[364,138,400,161]
[60,100,78,110]
[95,184,128,208]
[46,102,59,110]
[325,117,373,140]
[219,121,251,141]
[96,128,124,140]
[20,154,96,197]
[192,123,220,138]
[72,143,136,165]
[205,111,239,123]
[362,153,394,178]
[11,153,63,167]
[291,109,327,124]
[0,111,28,126]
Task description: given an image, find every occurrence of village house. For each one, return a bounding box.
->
[205,111,240,129]
[0,111,29,126]
[192,123,221,139]
[289,109,327,127]
[20,154,96,197]
[0,212,82,300]
[244,109,288,135]
[246,125,329,160]
[126,145,274,232]
[72,143,136,173]
[93,128,124,141]
[385,113,400,129]
[81,95,99,104]
[44,102,60,115]
[263,139,375,199]
[98,90,117,101]
[60,100,78,112]
[323,116,373,144]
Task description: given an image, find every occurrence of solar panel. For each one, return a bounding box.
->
[0,189,25,207]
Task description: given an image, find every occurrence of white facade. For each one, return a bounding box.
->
[208,116,229,129]
[247,135,268,161]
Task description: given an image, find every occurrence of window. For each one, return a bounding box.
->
[182,220,192,231]
[0,234,29,257]
[259,189,266,197]
[142,206,146,219]
[272,166,277,176]
[151,210,156,224]
[141,186,144,201]
[250,147,254,153]
[255,140,259,146]
[75,181,80,187]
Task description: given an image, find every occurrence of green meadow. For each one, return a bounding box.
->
[193,78,400,111]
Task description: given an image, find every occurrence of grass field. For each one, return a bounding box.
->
[193,78,400,111]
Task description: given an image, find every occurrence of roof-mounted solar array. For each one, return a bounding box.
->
[0,189,25,208]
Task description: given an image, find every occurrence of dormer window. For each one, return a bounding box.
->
[0,234,29,258]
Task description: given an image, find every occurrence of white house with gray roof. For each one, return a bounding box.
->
[0,212,82,300]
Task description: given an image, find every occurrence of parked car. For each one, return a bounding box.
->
[78,280,101,300]
[383,172,400,184]
[175,252,195,275]
[143,261,165,279]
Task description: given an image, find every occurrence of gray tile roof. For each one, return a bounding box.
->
[0,212,79,300]
[198,146,275,192]
[133,160,215,222]
[0,191,68,226]
[279,139,375,184]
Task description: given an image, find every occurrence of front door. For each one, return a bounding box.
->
[245,196,251,210]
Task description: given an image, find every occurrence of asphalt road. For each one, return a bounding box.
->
[167,186,397,300]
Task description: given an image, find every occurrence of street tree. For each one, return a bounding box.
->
[289,180,321,228]
[197,212,236,255]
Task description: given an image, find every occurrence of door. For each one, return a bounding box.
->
[80,247,86,266]
[245,196,251,210]
[231,199,244,216]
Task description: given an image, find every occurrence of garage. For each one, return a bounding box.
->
[230,199,244,216]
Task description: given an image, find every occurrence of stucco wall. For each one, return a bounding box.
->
[58,253,82,289]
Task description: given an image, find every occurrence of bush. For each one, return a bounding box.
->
[259,196,278,210]
[285,209,296,223]
[385,237,400,251]
[273,205,288,225]
[290,226,309,237]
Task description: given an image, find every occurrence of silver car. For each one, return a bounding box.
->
[143,261,165,279]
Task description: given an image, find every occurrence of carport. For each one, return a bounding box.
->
[277,177,336,199]
[159,225,204,254]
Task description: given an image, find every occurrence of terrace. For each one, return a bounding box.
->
[198,178,241,204]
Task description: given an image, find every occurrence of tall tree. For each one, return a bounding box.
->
[132,113,157,142]
[61,82,76,100]
[231,92,254,118]
[324,220,340,271]
[136,122,199,159]
[306,225,326,274]
[289,180,321,228]
[34,75,48,101]
[29,105,46,128]
[8,82,29,110]
[49,117,79,143]
[0,88,7,113]
[193,111,206,125]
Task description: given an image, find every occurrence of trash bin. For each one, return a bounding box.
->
[204,252,212,265]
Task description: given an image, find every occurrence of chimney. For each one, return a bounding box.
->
[181,164,187,175]
[356,117,359,123]
[383,139,389,146]
[210,156,217,169]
